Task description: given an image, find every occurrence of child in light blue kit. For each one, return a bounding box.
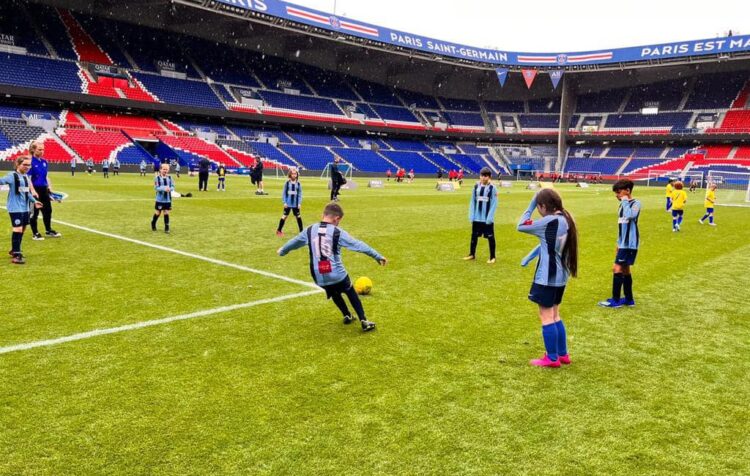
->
[518,189,579,368]
[278,202,387,332]
[1,156,42,264]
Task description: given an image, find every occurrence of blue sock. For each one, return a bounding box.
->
[709,215,714,224]
[701,213,709,221]
[672,218,677,228]
[555,320,568,357]
[678,215,683,225]
[541,323,559,361]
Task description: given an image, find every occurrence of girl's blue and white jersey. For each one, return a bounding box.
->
[517,198,570,287]
[282,180,302,208]
[0,171,37,213]
[279,222,383,287]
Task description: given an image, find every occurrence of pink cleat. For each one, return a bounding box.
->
[558,354,572,365]
[276,231,284,237]
[530,354,561,368]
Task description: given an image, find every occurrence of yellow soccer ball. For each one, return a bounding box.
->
[354,277,373,295]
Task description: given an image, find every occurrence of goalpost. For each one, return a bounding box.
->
[707,170,750,207]
[515,169,544,181]
[321,162,353,181]
[647,171,704,188]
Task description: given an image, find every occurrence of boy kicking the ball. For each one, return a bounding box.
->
[278,202,387,331]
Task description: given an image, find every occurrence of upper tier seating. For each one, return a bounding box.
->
[0,2,49,56]
[684,72,748,110]
[35,5,77,60]
[132,73,225,109]
[260,91,343,116]
[0,53,82,93]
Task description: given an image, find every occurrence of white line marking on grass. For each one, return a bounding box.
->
[52,219,320,289]
[0,289,322,355]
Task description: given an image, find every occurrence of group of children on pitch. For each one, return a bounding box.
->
[5,158,714,367]
[665,178,718,232]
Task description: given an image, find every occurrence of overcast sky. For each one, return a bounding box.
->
[286,0,747,52]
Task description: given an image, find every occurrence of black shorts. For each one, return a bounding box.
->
[9,212,30,227]
[615,248,638,266]
[282,206,300,217]
[155,201,172,211]
[321,275,352,299]
[528,283,566,308]
[472,221,495,238]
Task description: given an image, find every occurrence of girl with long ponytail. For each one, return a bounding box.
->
[517,189,578,368]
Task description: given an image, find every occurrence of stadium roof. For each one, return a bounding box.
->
[30,0,750,100]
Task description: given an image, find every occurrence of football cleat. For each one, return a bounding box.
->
[11,253,25,265]
[342,315,353,325]
[360,320,376,332]
[487,258,496,264]
[621,298,636,307]
[276,230,284,237]
[45,230,61,238]
[598,298,623,308]
[32,233,44,241]
[462,255,476,261]
[530,354,561,368]
[558,354,572,365]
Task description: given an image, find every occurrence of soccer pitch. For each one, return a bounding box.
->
[1,172,749,475]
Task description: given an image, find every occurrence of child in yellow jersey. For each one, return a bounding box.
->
[665,179,674,212]
[671,181,687,232]
[699,183,717,226]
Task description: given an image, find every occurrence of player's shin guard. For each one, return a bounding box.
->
[296,216,303,232]
[277,217,286,232]
[613,273,624,301]
[151,214,159,228]
[488,235,496,260]
[709,214,714,224]
[164,215,170,231]
[541,323,559,361]
[331,293,351,317]
[623,274,633,301]
[11,231,22,253]
[555,320,568,356]
[345,286,366,321]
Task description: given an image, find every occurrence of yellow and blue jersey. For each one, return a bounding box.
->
[672,190,687,210]
[704,190,716,209]
[665,183,673,197]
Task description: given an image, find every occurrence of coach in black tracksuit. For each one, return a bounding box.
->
[198,157,210,191]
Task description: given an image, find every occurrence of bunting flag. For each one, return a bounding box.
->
[495,68,509,87]
[522,68,538,89]
[549,69,564,89]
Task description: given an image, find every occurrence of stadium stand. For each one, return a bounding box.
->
[0,2,50,56]
[0,53,82,93]
[132,73,225,109]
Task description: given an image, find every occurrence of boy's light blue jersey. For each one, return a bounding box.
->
[0,172,37,213]
[469,182,498,224]
[282,180,302,208]
[517,196,570,287]
[154,175,174,203]
[279,222,383,287]
[617,198,641,250]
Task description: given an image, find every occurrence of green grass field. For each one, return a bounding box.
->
[1,172,749,475]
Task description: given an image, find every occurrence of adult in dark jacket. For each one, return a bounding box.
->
[330,157,346,201]
[198,157,210,191]
[251,160,267,195]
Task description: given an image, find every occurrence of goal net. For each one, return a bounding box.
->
[515,169,544,181]
[647,171,704,188]
[707,170,750,207]
[321,162,353,181]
